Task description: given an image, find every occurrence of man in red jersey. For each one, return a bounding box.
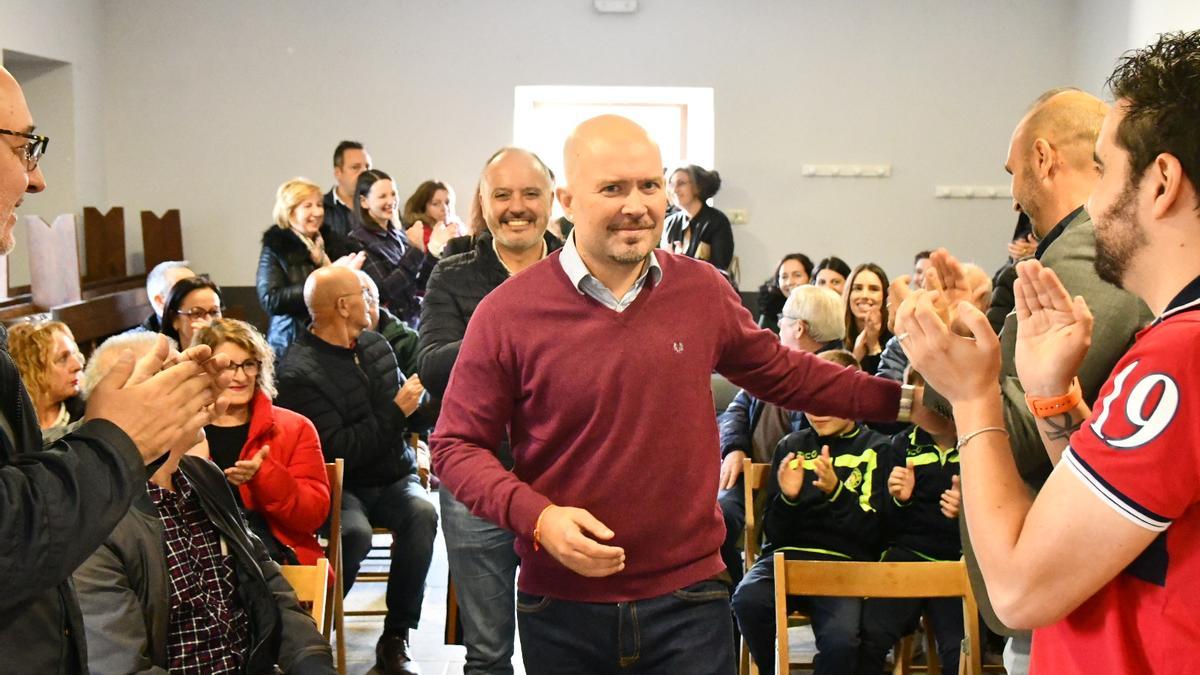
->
[897,30,1200,675]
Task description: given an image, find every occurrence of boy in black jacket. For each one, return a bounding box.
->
[731,350,890,674]
[855,370,964,674]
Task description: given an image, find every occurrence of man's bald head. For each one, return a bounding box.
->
[556,115,668,274]
[1017,88,1109,171]
[304,266,363,319]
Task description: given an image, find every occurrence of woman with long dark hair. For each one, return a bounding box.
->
[160,275,224,348]
[756,252,813,333]
[841,262,893,374]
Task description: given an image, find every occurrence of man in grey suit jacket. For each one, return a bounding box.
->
[921,88,1153,673]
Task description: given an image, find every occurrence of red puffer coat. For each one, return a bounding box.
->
[240,389,331,564]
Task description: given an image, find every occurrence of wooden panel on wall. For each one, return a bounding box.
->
[82,206,127,282]
[141,209,184,271]
[25,214,82,309]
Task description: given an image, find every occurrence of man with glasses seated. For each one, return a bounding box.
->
[716,285,846,585]
[0,66,235,672]
[276,266,437,675]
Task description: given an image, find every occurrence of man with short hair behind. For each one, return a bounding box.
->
[323,140,372,256]
[417,147,562,675]
[73,332,335,675]
[431,115,939,674]
[897,29,1200,675]
[0,66,232,672]
[136,260,194,332]
[918,86,1152,672]
[275,266,436,675]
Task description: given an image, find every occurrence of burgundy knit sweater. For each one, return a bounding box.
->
[431,251,900,602]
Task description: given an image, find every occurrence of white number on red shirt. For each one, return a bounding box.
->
[1090,360,1180,449]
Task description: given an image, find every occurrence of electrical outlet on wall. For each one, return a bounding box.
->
[728,208,748,225]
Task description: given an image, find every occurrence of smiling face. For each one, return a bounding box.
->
[559,118,668,271]
[173,287,222,348]
[213,341,258,409]
[847,269,884,321]
[362,178,399,226]
[481,150,552,255]
[778,259,810,296]
[425,188,450,225]
[289,189,325,237]
[804,412,855,438]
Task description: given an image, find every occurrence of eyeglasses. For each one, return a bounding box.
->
[777,313,802,325]
[178,306,224,321]
[0,129,50,172]
[223,359,260,377]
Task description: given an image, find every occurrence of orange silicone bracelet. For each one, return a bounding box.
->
[1025,377,1082,418]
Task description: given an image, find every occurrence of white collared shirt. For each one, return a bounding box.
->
[558,233,662,312]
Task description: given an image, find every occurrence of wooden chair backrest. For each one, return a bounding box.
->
[772,553,982,675]
[324,460,346,673]
[742,459,771,571]
[280,557,330,635]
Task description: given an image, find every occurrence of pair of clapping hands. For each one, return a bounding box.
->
[84,334,235,466]
[891,249,1093,408]
[888,460,962,519]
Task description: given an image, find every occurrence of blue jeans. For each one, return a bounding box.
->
[440,487,520,675]
[732,553,862,674]
[854,547,964,675]
[516,579,736,675]
[342,474,438,633]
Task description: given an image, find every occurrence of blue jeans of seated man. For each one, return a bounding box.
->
[854,546,964,675]
[341,474,438,633]
[732,553,863,674]
[440,486,520,675]
[516,579,736,675]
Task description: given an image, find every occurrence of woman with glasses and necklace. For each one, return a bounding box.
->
[191,318,331,565]
[159,275,224,348]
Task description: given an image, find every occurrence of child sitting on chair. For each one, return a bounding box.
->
[731,349,890,674]
[854,368,964,675]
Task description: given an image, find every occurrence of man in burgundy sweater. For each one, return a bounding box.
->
[430,115,929,674]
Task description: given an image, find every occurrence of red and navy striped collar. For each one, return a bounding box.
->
[1153,274,1200,326]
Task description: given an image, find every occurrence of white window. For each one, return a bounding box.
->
[513,86,715,213]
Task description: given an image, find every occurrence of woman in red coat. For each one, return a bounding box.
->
[193,318,331,564]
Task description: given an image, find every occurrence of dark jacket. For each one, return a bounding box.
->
[321,189,354,245]
[0,323,146,675]
[377,307,420,378]
[418,231,563,399]
[717,389,807,461]
[755,287,786,334]
[662,204,735,271]
[880,427,961,561]
[256,226,316,359]
[73,456,334,674]
[762,424,890,562]
[275,330,415,488]
[351,222,433,326]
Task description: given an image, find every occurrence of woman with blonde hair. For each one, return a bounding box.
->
[8,320,85,439]
[257,177,364,358]
[192,318,331,564]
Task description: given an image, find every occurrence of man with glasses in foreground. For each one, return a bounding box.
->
[276,265,436,675]
[0,66,234,671]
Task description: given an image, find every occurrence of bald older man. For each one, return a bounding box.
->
[431,115,932,674]
[275,266,436,675]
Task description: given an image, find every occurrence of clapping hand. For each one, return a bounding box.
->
[940,475,962,519]
[811,446,839,494]
[226,445,269,486]
[888,459,916,502]
[894,286,1000,408]
[1013,260,1093,397]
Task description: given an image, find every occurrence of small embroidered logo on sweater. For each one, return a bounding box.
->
[673,342,684,353]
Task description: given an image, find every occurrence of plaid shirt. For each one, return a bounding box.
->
[147,471,250,674]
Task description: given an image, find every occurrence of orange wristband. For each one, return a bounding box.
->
[1025,378,1082,418]
[532,505,554,551]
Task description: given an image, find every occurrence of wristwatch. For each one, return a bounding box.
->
[897,384,914,423]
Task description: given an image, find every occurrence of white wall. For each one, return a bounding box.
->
[95,0,1093,288]
[1,0,107,285]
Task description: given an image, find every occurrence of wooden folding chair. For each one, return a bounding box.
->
[280,558,331,635]
[772,553,983,675]
[324,460,346,675]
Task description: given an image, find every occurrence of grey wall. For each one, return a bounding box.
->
[5,0,1200,291]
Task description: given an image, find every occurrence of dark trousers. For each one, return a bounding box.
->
[855,547,965,675]
[718,479,746,586]
[342,475,439,633]
[732,553,862,674]
[516,579,736,675]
